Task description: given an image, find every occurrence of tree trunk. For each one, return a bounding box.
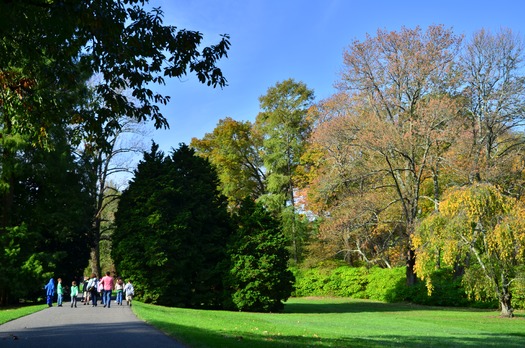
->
[406,248,417,286]
[0,287,8,306]
[90,220,101,277]
[90,247,101,278]
[499,284,514,318]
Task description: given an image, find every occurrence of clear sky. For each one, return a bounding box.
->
[145,0,525,153]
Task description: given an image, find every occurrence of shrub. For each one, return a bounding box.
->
[225,199,294,312]
[511,278,525,310]
[365,267,407,302]
[293,264,499,309]
[328,267,368,298]
[292,266,334,297]
[407,268,470,307]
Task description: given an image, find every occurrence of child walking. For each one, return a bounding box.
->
[70,281,79,308]
[124,280,134,306]
[57,278,64,307]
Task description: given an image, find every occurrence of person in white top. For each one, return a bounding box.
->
[86,274,98,307]
[124,280,134,306]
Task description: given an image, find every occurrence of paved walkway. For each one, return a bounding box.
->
[0,301,187,347]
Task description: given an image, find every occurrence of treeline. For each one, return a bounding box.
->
[0,0,229,306]
[190,26,525,317]
[112,143,294,311]
[2,1,525,317]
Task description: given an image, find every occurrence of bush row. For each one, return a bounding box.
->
[292,265,525,309]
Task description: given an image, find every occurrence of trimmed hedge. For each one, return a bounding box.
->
[293,265,503,308]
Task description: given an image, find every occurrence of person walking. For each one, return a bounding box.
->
[98,278,104,306]
[115,277,124,305]
[87,274,98,307]
[82,276,90,305]
[44,278,55,307]
[100,271,114,308]
[70,281,79,308]
[57,278,64,307]
[124,280,134,307]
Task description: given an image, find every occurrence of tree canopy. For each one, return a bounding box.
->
[308,25,463,284]
[3,10,525,316]
[191,117,266,206]
[1,0,230,132]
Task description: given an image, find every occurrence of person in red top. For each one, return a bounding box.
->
[100,271,114,308]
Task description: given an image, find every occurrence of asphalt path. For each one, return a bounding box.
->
[0,300,187,348]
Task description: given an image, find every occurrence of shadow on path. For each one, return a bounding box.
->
[0,303,187,348]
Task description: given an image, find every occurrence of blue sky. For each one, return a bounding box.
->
[146,0,525,153]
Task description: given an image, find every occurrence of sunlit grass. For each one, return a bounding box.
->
[0,304,46,325]
[132,297,525,347]
[2,298,524,347]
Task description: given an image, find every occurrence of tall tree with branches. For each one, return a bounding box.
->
[311,25,463,284]
[256,79,315,263]
[459,28,525,192]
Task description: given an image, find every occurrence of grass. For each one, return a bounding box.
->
[132,297,525,347]
[0,304,46,325]
[2,298,524,347]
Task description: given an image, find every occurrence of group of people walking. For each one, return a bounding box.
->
[44,272,134,308]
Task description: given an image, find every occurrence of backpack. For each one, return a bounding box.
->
[87,279,96,292]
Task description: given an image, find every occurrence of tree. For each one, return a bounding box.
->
[1,0,230,224]
[0,121,92,304]
[0,22,92,303]
[256,79,315,263]
[224,198,294,312]
[460,28,525,186]
[413,183,525,317]
[310,25,463,284]
[0,0,230,130]
[112,143,233,308]
[191,117,266,207]
[77,104,150,278]
[306,92,400,267]
[0,0,230,303]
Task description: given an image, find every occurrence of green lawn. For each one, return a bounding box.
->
[0,304,46,325]
[2,299,524,347]
[132,298,525,347]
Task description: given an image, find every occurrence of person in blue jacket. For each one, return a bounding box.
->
[44,278,55,307]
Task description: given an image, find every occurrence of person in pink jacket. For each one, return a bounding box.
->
[100,271,115,308]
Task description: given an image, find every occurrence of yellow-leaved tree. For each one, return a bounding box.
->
[413,183,525,317]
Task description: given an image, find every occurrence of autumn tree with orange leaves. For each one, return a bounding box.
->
[308,25,463,284]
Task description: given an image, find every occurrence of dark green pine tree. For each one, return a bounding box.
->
[112,143,232,308]
[225,198,295,312]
